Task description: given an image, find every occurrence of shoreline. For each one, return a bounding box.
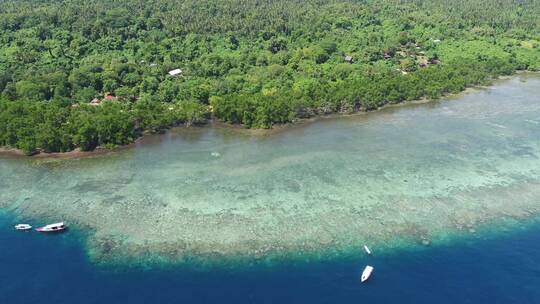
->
[0,71,532,158]
[1,73,540,267]
[196,72,530,137]
[0,146,131,159]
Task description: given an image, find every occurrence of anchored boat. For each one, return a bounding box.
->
[36,222,66,232]
[364,245,371,255]
[14,224,32,230]
[361,265,374,283]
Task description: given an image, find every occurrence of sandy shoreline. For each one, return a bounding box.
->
[0,71,531,158]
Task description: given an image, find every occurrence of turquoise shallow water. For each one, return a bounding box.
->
[1,74,540,265]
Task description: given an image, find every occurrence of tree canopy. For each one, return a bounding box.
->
[0,0,539,154]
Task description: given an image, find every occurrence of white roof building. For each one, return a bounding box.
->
[168,69,182,76]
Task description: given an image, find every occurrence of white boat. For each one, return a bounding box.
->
[36,222,66,232]
[361,265,374,282]
[364,245,371,255]
[14,224,32,230]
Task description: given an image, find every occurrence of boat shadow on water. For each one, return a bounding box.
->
[37,227,69,235]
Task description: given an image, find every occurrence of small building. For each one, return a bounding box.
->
[168,69,182,76]
[344,55,353,64]
[90,98,101,106]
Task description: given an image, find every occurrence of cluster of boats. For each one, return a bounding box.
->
[361,245,374,283]
[14,222,66,232]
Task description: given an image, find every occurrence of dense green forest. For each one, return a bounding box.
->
[0,0,539,154]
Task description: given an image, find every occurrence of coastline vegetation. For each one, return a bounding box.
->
[0,0,539,155]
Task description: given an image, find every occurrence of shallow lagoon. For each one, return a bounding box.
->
[1,74,540,265]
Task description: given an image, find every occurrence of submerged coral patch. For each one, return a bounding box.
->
[1,76,540,265]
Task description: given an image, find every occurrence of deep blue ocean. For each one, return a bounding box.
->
[1,214,540,303]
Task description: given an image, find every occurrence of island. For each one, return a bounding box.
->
[0,0,539,155]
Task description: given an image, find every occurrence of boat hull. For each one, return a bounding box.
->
[35,222,66,232]
[36,227,66,232]
[364,245,371,255]
[14,224,32,230]
[361,266,374,283]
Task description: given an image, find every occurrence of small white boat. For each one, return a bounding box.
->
[361,265,374,283]
[36,222,66,232]
[14,224,32,230]
[364,245,371,255]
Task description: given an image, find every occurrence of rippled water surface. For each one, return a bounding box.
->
[1,75,540,264]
